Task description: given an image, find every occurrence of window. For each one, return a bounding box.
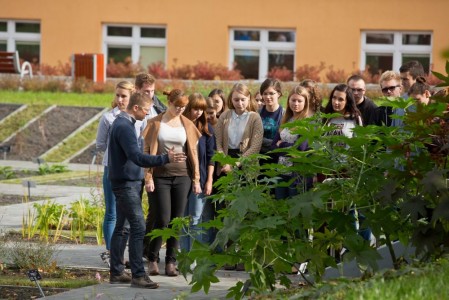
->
[361,31,432,75]
[230,29,295,80]
[0,20,41,63]
[103,24,166,67]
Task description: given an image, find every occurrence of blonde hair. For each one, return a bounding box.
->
[112,81,135,108]
[227,83,257,112]
[379,71,401,85]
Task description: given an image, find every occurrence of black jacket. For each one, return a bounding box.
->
[357,97,378,126]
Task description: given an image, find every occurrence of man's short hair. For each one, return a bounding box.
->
[399,60,425,79]
[135,73,156,89]
[379,71,401,85]
[347,74,365,84]
[127,92,151,110]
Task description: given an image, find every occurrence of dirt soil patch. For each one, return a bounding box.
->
[0,194,49,206]
[0,104,22,121]
[7,106,103,161]
[70,143,104,165]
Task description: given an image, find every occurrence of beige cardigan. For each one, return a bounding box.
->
[215,110,263,156]
[142,114,202,184]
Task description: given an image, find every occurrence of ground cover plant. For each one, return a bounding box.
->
[0,104,49,141]
[43,119,102,163]
[150,62,449,299]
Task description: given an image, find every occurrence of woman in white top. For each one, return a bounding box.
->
[323,84,362,138]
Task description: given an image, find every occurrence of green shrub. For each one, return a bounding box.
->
[38,163,68,175]
[5,239,60,271]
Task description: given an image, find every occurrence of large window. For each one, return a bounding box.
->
[103,24,166,67]
[230,29,295,80]
[361,31,432,75]
[0,20,41,63]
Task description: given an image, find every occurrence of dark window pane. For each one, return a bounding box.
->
[16,42,40,63]
[366,33,394,44]
[268,50,294,79]
[234,30,260,41]
[402,55,430,74]
[233,49,259,79]
[107,26,132,37]
[268,31,295,42]
[402,34,431,45]
[366,54,393,75]
[0,22,6,32]
[0,42,6,51]
[108,47,131,63]
[16,22,40,33]
[141,28,166,38]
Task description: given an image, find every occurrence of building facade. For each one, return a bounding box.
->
[1,0,448,80]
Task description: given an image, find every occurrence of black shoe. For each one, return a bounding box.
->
[131,275,159,289]
[110,272,132,284]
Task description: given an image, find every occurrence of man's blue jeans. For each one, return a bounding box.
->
[110,181,145,278]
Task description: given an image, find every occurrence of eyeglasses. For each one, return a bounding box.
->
[351,88,365,93]
[175,106,186,110]
[381,85,400,94]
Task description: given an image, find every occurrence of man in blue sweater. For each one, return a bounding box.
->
[108,92,186,289]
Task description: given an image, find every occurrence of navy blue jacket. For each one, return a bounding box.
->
[198,124,216,189]
[108,111,169,187]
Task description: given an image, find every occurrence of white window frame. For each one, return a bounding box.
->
[229,28,296,81]
[360,31,432,72]
[0,20,41,56]
[102,24,167,66]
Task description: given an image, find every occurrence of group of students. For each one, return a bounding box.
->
[95,60,442,289]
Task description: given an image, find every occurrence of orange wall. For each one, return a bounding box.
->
[1,0,449,74]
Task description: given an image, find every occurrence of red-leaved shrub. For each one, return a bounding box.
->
[37,62,72,76]
[325,65,350,83]
[106,57,145,78]
[267,67,293,81]
[295,62,326,82]
[147,62,170,79]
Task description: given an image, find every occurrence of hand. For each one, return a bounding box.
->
[145,180,155,192]
[193,183,202,195]
[204,180,213,196]
[276,140,282,147]
[221,164,232,174]
[168,146,187,163]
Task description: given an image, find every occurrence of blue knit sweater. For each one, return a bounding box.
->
[108,111,169,187]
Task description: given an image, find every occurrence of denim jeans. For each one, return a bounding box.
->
[102,166,116,250]
[147,176,191,262]
[110,181,145,278]
[180,191,207,251]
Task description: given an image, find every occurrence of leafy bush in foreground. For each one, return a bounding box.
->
[151,62,449,299]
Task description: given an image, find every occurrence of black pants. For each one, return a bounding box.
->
[147,176,191,262]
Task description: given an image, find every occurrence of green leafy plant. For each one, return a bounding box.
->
[150,62,449,299]
[0,166,15,180]
[38,163,69,175]
[33,201,67,242]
